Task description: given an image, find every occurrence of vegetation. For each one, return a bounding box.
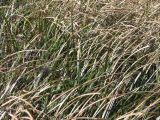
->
[0,0,160,119]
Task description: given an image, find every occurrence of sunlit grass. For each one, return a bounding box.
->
[0,0,160,119]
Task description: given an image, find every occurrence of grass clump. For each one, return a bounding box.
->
[0,0,160,119]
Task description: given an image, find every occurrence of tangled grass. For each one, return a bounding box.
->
[0,0,160,119]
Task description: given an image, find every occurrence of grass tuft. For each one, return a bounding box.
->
[0,0,160,119]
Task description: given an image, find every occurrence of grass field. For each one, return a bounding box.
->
[0,0,160,119]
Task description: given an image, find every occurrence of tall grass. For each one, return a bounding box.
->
[0,0,160,119]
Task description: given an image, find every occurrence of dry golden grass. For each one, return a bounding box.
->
[0,0,160,119]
